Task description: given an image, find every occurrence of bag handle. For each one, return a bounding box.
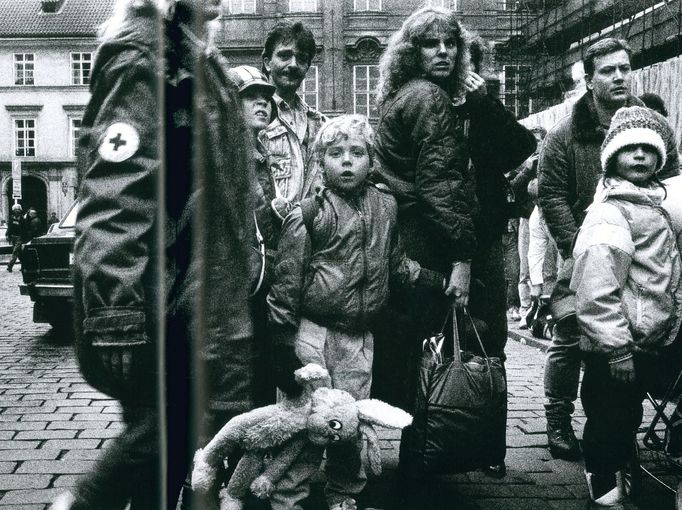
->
[449,305,495,387]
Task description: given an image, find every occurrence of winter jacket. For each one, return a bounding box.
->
[458,93,537,242]
[571,179,682,362]
[267,184,440,336]
[74,9,256,411]
[538,92,679,259]
[374,78,476,273]
[6,214,23,239]
[261,94,325,203]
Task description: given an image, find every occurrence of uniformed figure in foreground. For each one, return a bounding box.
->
[51,0,257,508]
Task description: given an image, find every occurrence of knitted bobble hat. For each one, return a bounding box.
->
[601,105,667,173]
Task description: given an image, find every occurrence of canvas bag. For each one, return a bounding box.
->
[399,306,507,475]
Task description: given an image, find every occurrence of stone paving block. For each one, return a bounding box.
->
[0,401,44,409]
[16,459,97,474]
[72,413,121,422]
[15,430,77,440]
[0,432,14,440]
[47,421,108,430]
[0,421,47,430]
[53,474,80,487]
[41,439,100,450]
[476,498,553,510]
[0,462,16,474]
[507,434,549,448]
[0,441,39,450]
[0,449,60,461]
[0,394,22,402]
[0,504,44,509]
[547,500,590,510]
[507,484,575,498]
[19,413,73,421]
[518,418,549,434]
[0,474,52,490]
[0,416,20,422]
[50,399,91,407]
[78,428,121,439]
[0,487,63,504]
[61,449,104,460]
[526,470,585,485]
[68,392,112,400]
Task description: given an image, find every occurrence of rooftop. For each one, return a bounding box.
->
[0,0,114,38]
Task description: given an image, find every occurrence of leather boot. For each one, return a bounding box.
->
[547,421,581,460]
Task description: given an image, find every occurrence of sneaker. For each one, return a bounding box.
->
[6,266,11,272]
[329,498,358,510]
[585,471,624,508]
[507,307,520,321]
[547,422,581,460]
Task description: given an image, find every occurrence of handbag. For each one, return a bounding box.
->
[399,305,507,475]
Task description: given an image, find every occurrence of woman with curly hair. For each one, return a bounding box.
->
[372,6,472,404]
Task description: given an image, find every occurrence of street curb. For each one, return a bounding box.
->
[507,326,550,353]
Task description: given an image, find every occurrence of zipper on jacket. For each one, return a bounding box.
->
[354,201,368,328]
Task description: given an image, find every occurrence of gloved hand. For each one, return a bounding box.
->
[98,347,135,383]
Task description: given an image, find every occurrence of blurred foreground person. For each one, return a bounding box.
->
[52,0,256,509]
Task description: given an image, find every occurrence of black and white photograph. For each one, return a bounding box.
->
[0,0,681,508]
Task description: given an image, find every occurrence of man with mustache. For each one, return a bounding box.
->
[539,37,679,462]
[261,21,326,215]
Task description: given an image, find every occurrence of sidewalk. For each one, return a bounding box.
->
[0,266,678,509]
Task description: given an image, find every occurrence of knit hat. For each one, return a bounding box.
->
[601,105,667,173]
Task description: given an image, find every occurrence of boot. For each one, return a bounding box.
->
[585,471,624,508]
[547,421,581,460]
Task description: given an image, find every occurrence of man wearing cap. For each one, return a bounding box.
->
[539,37,680,461]
[261,21,326,217]
[6,204,24,272]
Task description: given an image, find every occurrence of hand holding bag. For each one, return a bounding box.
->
[399,305,507,475]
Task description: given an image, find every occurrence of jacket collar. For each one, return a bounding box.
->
[593,176,665,206]
[571,92,643,144]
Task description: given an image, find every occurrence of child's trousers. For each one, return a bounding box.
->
[581,353,658,476]
[269,318,374,510]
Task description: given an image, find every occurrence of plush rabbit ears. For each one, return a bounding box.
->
[356,399,413,429]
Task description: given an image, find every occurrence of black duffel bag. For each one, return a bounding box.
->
[399,306,507,475]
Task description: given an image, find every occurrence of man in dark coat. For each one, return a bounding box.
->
[539,37,679,462]
[60,0,257,509]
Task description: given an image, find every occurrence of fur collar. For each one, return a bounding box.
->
[571,92,643,144]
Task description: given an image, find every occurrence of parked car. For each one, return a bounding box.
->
[19,201,77,332]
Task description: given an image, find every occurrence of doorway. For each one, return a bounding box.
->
[4,176,47,229]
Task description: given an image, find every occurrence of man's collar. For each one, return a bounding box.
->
[273,92,305,111]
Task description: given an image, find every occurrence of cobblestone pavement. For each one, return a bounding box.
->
[0,267,679,508]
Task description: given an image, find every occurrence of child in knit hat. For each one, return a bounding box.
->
[570,105,682,508]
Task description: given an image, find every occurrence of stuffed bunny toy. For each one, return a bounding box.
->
[191,363,412,510]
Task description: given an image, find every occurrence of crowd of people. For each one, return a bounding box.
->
[47,1,682,509]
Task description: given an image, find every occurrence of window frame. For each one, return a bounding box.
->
[352,64,380,119]
[226,0,257,14]
[297,65,319,110]
[70,52,93,86]
[69,117,82,158]
[288,0,317,12]
[353,0,382,11]
[14,117,37,158]
[425,0,458,8]
[14,53,35,86]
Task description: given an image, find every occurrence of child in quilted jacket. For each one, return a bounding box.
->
[571,106,682,508]
[266,114,444,510]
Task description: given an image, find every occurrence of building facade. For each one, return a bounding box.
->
[218,0,521,117]
[0,0,525,226]
[0,0,112,227]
